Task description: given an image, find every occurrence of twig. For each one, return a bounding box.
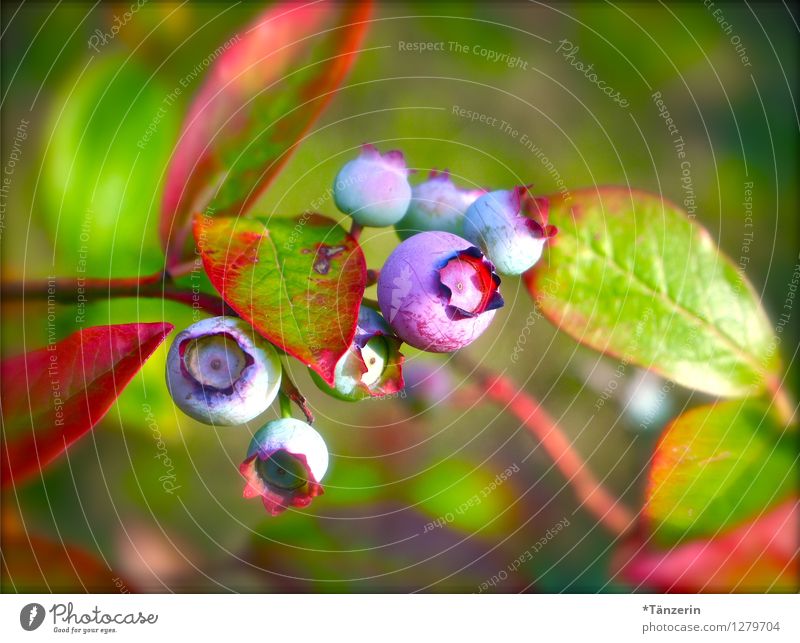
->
[451,353,636,538]
[2,273,235,317]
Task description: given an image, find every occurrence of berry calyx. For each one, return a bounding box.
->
[377,231,503,352]
[256,450,309,491]
[439,247,503,317]
[463,186,557,275]
[395,170,484,240]
[333,144,412,227]
[165,316,281,425]
[240,418,329,515]
[183,334,247,389]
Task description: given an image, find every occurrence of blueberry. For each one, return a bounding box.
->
[240,418,329,515]
[401,356,458,409]
[395,170,484,240]
[377,231,504,352]
[333,144,412,227]
[463,186,557,275]
[165,316,281,425]
[310,305,404,401]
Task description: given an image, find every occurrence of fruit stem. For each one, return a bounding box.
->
[451,354,636,538]
[361,297,380,310]
[278,392,293,419]
[280,365,314,424]
[2,273,235,317]
[349,221,363,241]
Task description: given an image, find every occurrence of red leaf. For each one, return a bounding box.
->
[1,510,132,592]
[1,322,173,487]
[195,214,365,384]
[611,499,799,592]
[160,0,373,269]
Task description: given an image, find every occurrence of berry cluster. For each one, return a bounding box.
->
[165,144,556,515]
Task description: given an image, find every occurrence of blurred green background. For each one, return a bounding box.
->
[1,1,797,592]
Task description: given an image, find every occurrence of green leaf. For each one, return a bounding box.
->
[43,54,179,276]
[646,399,796,546]
[525,188,779,397]
[160,1,373,269]
[406,459,521,538]
[195,214,366,384]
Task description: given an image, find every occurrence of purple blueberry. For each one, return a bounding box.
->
[240,418,328,515]
[377,231,503,352]
[401,357,457,408]
[310,305,404,401]
[165,316,281,425]
[463,186,557,275]
[395,170,485,240]
[333,144,412,227]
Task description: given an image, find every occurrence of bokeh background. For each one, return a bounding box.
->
[1,1,797,592]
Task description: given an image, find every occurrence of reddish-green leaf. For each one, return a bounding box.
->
[612,499,798,592]
[646,399,795,546]
[1,511,130,592]
[195,214,366,384]
[1,322,173,487]
[525,188,779,397]
[160,1,373,269]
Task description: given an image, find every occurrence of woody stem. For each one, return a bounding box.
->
[2,272,235,317]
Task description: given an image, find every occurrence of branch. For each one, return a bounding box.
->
[1,273,235,317]
[451,354,636,538]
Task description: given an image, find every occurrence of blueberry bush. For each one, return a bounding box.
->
[1,1,797,592]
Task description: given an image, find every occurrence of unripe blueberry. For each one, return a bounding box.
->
[377,231,504,352]
[395,170,485,240]
[463,186,557,275]
[310,305,404,401]
[165,316,281,425]
[240,418,328,515]
[333,144,412,227]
